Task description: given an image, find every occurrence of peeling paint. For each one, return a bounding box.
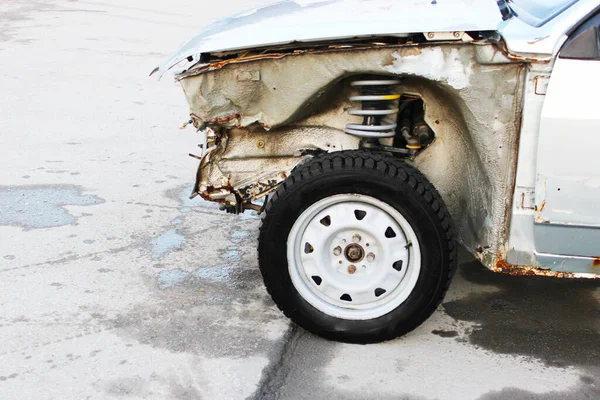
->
[384,47,472,90]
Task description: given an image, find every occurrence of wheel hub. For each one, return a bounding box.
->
[344,243,364,262]
[287,194,421,320]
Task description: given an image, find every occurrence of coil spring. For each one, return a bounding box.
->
[344,79,401,138]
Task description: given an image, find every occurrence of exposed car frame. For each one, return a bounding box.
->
[154,0,600,342]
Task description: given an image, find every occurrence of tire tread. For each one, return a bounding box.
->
[258,150,456,343]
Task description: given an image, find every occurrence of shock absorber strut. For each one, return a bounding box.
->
[344,79,401,139]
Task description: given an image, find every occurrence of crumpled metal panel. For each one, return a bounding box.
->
[152,0,502,77]
[180,43,525,267]
[195,125,360,204]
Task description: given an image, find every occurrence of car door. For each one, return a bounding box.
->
[535,11,600,258]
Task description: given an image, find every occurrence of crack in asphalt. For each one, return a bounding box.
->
[0,244,135,273]
[251,324,305,400]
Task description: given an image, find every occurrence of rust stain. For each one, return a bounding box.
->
[206,113,241,125]
[402,47,422,57]
[197,183,235,204]
[493,38,552,63]
[237,178,282,201]
[177,38,491,81]
[491,252,598,279]
[592,258,600,274]
[535,199,547,222]
[177,53,290,79]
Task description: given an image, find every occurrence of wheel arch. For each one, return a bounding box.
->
[182,44,526,266]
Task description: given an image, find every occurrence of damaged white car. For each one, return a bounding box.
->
[153,0,600,342]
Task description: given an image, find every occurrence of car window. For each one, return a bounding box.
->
[508,0,579,27]
[560,12,600,60]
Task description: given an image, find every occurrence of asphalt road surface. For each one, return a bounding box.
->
[1,1,599,399]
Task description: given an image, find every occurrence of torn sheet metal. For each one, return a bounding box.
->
[179,42,526,267]
[195,125,359,205]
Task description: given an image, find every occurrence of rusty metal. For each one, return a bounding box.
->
[196,183,235,204]
[492,37,553,63]
[236,178,283,201]
[533,75,550,95]
[242,203,262,212]
[173,34,546,83]
[178,53,289,79]
[191,124,359,209]
[534,199,547,220]
[179,40,527,274]
[176,38,493,81]
[206,113,241,126]
[345,244,364,263]
[492,253,600,279]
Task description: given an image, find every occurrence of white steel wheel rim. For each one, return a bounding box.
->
[287,194,421,320]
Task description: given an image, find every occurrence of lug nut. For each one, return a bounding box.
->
[348,265,357,274]
[333,246,342,256]
[366,253,375,262]
[352,234,361,243]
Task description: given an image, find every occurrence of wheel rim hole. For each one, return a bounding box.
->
[393,260,403,271]
[320,215,331,227]
[374,288,386,297]
[304,242,314,254]
[340,293,352,302]
[311,276,322,286]
[354,209,367,220]
[385,226,396,238]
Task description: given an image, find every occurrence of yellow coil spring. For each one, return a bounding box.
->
[344,79,401,139]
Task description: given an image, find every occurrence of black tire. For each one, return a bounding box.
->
[258,150,456,343]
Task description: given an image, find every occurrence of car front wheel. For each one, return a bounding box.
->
[258,150,455,343]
